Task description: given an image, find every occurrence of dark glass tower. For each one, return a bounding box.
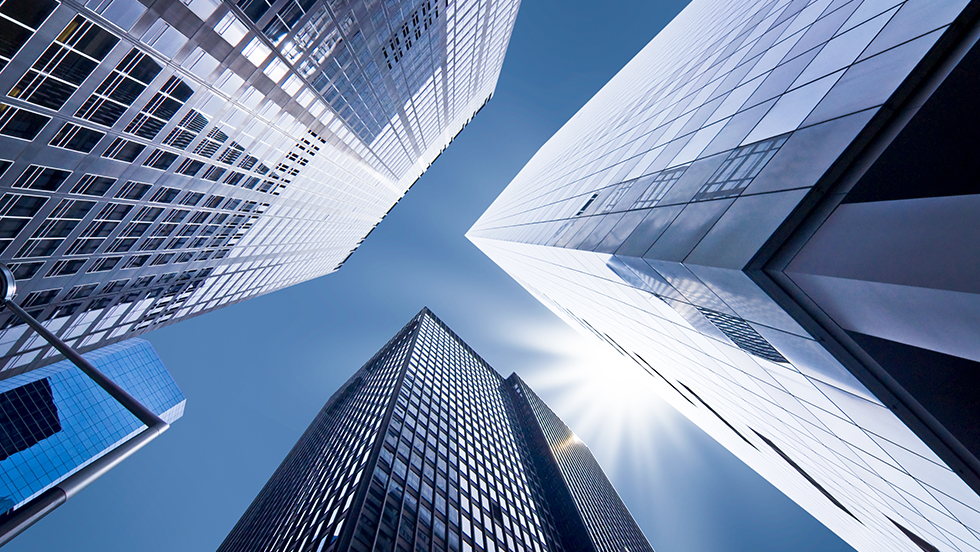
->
[218,308,652,552]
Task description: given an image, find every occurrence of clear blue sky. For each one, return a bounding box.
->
[9,1,856,550]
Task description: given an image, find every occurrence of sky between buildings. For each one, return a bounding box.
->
[7,1,856,551]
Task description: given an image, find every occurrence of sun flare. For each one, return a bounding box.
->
[501,318,687,480]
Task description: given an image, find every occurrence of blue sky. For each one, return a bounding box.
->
[9,1,856,550]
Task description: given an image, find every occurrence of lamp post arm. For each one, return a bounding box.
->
[2,300,164,428]
[0,265,170,547]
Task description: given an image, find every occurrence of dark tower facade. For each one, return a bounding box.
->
[218,308,652,552]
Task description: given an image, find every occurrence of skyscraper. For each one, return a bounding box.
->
[469,0,980,551]
[0,0,520,377]
[218,308,651,552]
[0,337,184,521]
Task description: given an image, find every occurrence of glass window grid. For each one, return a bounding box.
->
[9,16,119,111]
[217,311,588,552]
[0,0,519,377]
[75,48,162,127]
[0,338,184,511]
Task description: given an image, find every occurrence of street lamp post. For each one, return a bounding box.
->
[0,264,170,547]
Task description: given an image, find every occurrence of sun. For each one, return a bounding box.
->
[499,317,686,480]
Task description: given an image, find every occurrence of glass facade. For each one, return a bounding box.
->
[506,375,652,552]
[218,308,652,552]
[0,0,520,378]
[468,0,980,551]
[0,337,184,515]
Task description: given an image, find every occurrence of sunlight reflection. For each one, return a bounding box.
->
[499,318,693,481]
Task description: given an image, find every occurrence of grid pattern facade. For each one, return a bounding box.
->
[507,375,652,552]
[0,337,184,514]
[0,0,521,378]
[219,314,416,552]
[468,0,980,551]
[219,308,654,552]
[344,312,562,552]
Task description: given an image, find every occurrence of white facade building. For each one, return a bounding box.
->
[470,0,980,551]
[0,0,519,376]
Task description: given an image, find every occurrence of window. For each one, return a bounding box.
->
[85,296,112,310]
[16,199,94,258]
[574,193,598,216]
[217,142,244,165]
[76,48,161,126]
[125,76,193,139]
[101,137,146,162]
[0,379,61,460]
[65,283,97,299]
[597,181,634,214]
[215,12,248,46]
[87,255,121,272]
[12,165,71,191]
[65,202,131,255]
[114,180,151,200]
[696,307,787,363]
[632,165,689,209]
[143,149,178,170]
[71,174,116,196]
[262,0,311,45]
[150,252,173,265]
[0,103,49,140]
[163,109,208,149]
[237,0,273,24]
[105,205,161,252]
[9,16,118,110]
[237,154,258,171]
[175,158,204,176]
[149,187,180,203]
[45,259,86,277]
[0,0,59,71]
[49,122,105,152]
[6,261,43,279]
[139,237,164,250]
[694,134,789,201]
[193,127,228,158]
[51,302,82,318]
[101,279,127,294]
[21,288,60,307]
[380,1,439,69]
[0,193,47,254]
[202,166,225,181]
[164,209,188,223]
[124,253,148,268]
[222,172,246,187]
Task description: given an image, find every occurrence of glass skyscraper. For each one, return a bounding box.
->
[0,337,184,518]
[218,308,651,552]
[0,0,520,377]
[469,0,980,551]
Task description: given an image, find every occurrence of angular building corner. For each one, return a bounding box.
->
[218,307,653,552]
[0,337,184,522]
[469,0,980,551]
[0,0,521,378]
